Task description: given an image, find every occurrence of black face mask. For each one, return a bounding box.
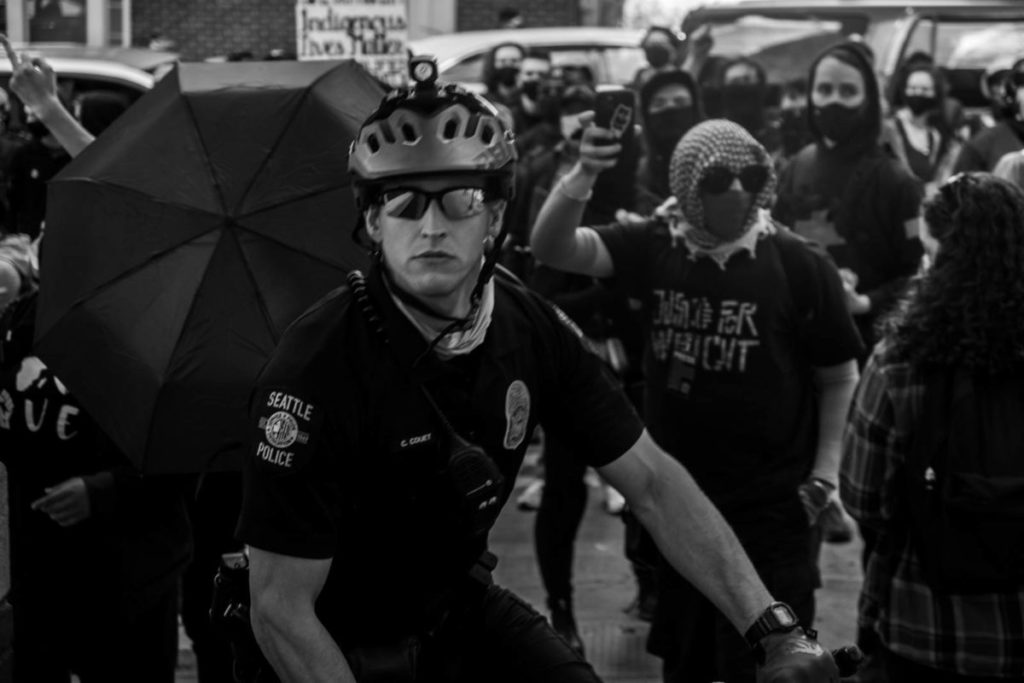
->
[813,102,865,144]
[521,80,541,101]
[905,95,937,116]
[644,44,672,69]
[647,106,697,146]
[494,66,519,88]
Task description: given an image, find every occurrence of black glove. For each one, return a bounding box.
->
[756,628,861,682]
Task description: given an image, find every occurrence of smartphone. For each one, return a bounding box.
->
[594,88,636,140]
[592,87,637,168]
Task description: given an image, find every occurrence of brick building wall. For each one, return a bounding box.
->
[133,0,296,62]
[457,0,579,31]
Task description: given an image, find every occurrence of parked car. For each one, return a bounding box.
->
[681,0,1024,108]
[408,27,646,92]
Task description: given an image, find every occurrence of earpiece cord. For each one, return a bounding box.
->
[346,269,468,444]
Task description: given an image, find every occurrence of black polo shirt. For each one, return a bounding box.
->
[236,265,642,647]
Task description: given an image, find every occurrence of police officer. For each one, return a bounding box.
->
[236,57,850,683]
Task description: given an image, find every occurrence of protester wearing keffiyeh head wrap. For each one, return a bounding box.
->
[669,119,776,249]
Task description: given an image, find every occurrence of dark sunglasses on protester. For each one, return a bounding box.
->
[698,165,770,195]
[380,187,490,221]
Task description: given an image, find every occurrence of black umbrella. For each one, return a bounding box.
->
[35,60,384,473]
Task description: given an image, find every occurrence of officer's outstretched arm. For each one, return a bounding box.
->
[529,111,617,278]
[248,546,357,683]
[598,431,846,682]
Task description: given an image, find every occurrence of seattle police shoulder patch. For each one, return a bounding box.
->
[252,387,323,473]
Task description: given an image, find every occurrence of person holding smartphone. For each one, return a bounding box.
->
[531,118,863,682]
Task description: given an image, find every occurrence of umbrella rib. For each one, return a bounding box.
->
[230,227,285,343]
[233,218,353,272]
[180,91,230,216]
[51,177,229,221]
[232,77,323,217]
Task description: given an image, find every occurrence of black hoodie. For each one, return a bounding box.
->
[774,42,923,351]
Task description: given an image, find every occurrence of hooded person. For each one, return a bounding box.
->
[482,41,526,110]
[635,69,703,214]
[528,117,864,683]
[629,26,683,91]
[774,41,923,355]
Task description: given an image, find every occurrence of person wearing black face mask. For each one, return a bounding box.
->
[629,26,682,91]
[881,65,959,190]
[510,49,560,156]
[483,41,525,110]
[775,41,923,357]
[636,69,703,214]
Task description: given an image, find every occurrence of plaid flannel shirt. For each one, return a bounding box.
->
[841,341,1024,677]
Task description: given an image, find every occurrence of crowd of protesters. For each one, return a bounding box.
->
[0,14,1024,683]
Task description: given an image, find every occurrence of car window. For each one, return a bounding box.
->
[703,15,853,84]
[443,53,485,84]
[440,45,644,88]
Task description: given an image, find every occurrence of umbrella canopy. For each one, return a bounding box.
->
[35,60,384,473]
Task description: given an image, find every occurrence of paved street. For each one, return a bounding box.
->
[174,466,864,682]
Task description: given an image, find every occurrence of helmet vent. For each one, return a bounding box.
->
[443,119,458,140]
[480,123,495,144]
[367,134,380,153]
[400,122,419,142]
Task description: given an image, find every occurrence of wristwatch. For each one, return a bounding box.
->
[744,601,800,648]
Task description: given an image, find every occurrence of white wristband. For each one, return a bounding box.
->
[556,176,593,203]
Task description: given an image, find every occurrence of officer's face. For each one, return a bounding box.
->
[368,177,504,301]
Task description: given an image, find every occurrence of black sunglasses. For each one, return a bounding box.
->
[698,165,770,195]
[380,187,490,221]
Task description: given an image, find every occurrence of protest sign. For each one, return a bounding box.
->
[296,0,408,86]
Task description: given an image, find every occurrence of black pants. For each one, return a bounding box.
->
[13,585,179,683]
[884,650,1024,683]
[534,429,589,607]
[255,584,601,683]
[181,471,244,683]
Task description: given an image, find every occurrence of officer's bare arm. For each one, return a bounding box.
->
[248,546,358,683]
[529,112,617,278]
[597,430,773,634]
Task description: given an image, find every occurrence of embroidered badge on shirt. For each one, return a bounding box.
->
[503,380,531,450]
[253,389,320,472]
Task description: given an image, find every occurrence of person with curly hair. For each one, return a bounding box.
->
[842,172,1024,682]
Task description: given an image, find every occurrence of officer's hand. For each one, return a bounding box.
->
[756,628,861,682]
[577,111,621,177]
[30,477,92,527]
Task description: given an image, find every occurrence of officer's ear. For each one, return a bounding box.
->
[365,207,382,243]
[486,200,506,238]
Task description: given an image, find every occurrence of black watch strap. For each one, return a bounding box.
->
[744,601,800,647]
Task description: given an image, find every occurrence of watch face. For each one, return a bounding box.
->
[771,604,796,626]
